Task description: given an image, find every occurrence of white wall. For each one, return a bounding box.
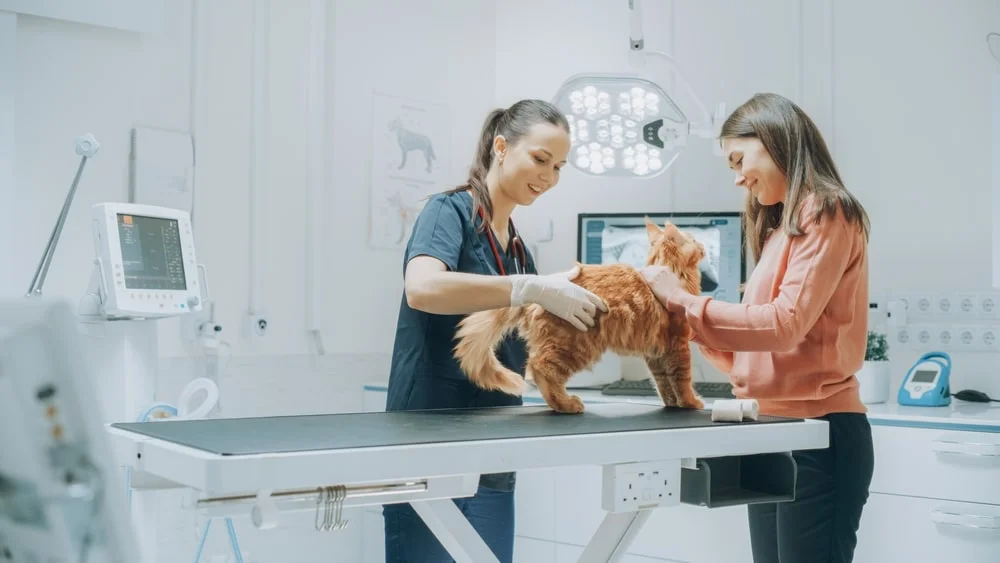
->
[4,1,496,561]
[325,0,497,356]
[496,0,1000,389]
[499,0,997,298]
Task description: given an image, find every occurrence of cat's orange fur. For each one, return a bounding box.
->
[453,218,706,414]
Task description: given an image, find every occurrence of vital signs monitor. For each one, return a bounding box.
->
[577,212,746,302]
[88,202,202,319]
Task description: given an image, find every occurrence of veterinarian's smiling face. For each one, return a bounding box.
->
[494,122,570,205]
[722,136,787,206]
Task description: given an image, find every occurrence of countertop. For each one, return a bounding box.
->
[362,382,1000,433]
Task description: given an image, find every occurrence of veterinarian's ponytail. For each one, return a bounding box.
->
[444,100,569,232]
[466,108,505,230]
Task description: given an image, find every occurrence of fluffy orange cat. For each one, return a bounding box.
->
[453,218,706,414]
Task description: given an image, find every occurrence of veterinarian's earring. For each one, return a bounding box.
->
[498,152,505,166]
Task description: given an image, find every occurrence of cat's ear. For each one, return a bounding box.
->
[662,222,679,236]
[645,217,661,241]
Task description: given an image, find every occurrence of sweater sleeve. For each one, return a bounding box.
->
[696,341,735,373]
[668,206,856,352]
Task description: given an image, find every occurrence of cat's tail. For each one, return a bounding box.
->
[453,306,527,396]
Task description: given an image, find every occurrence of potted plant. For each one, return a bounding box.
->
[857,331,890,404]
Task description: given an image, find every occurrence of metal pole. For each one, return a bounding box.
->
[195,481,428,508]
[25,134,100,297]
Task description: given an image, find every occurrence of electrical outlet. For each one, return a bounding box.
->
[890,326,911,347]
[913,294,934,318]
[956,293,979,320]
[914,325,934,348]
[601,460,680,513]
[933,293,958,319]
[935,327,954,348]
[980,328,999,352]
[244,311,269,338]
[888,292,932,321]
[975,292,998,320]
[953,325,980,351]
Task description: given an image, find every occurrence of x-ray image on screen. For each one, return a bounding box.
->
[579,212,744,303]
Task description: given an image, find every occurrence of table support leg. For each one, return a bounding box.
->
[410,498,500,563]
[578,509,653,563]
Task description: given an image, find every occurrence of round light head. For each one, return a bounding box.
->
[552,73,688,178]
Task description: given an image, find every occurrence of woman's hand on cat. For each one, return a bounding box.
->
[509,267,608,332]
[640,266,684,310]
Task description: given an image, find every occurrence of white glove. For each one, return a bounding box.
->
[509,267,608,331]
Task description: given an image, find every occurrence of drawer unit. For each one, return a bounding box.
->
[870,425,1000,505]
[855,493,1000,563]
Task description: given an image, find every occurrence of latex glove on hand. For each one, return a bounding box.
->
[509,266,608,331]
[640,265,684,310]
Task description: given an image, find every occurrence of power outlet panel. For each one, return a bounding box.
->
[885,290,1000,353]
[888,291,1000,322]
[601,460,681,513]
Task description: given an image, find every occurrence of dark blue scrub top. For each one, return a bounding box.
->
[385,190,537,416]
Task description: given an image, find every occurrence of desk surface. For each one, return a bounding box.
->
[111,403,800,456]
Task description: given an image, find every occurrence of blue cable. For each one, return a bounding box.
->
[124,401,244,563]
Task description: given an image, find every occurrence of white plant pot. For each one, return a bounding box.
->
[857,360,890,404]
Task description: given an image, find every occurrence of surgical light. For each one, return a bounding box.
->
[552,0,725,178]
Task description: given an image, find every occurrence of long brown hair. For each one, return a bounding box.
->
[445,99,569,231]
[720,93,870,262]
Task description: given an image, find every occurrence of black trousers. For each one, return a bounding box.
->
[748,412,875,563]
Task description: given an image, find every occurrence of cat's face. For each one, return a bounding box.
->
[722,136,787,206]
[492,122,570,206]
[643,219,705,273]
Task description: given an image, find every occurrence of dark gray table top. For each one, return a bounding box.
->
[111,403,801,456]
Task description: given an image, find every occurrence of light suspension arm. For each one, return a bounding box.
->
[627,0,719,137]
[26,134,101,297]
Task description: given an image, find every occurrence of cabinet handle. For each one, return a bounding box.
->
[930,439,1000,457]
[930,509,1000,530]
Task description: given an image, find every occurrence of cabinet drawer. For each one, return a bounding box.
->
[855,493,1000,563]
[870,426,1000,504]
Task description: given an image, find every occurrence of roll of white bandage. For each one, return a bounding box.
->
[739,398,760,421]
[711,399,760,422]
[711,399,745,422]
[177,377,220,420]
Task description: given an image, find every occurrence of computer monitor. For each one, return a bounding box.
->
[568,211,745,388]
[89,203,202,319]
[577,211,745,303]
[0,298,140,562]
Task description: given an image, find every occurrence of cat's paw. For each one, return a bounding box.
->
[552,395,585,414]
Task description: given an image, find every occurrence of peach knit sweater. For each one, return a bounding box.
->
[667,197,869,419]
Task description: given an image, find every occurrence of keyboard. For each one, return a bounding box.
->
[600,378,735,399]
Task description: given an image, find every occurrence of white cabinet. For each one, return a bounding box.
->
[868,425,1000,505]
[855,494,1000,562]
[854,425,1000,563]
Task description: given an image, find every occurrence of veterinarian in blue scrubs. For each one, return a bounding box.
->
[382,99,607,563]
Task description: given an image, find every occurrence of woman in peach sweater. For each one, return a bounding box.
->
[642,93,874,563]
